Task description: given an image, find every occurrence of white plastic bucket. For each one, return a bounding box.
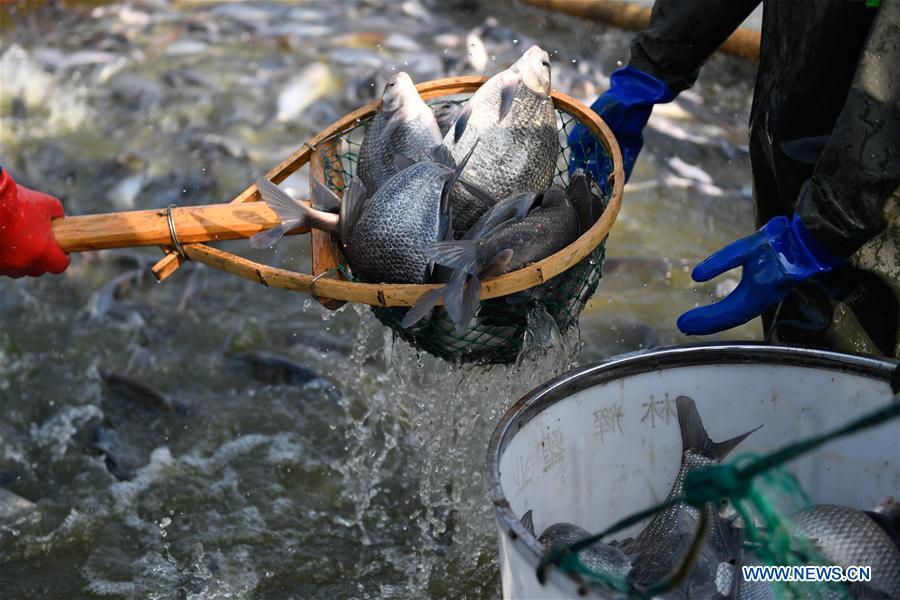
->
[486,344,899,598]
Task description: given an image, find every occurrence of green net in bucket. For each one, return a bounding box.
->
[317,96,615,364]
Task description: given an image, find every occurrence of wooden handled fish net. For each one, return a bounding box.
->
[136,77,622,364]
[314,80,621,364]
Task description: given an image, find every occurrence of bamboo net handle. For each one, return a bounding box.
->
[520,0,761,61]
[51,201,311,253]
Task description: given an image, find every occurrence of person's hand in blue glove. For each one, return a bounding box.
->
[677,215,842,336]
[568,66,676,185]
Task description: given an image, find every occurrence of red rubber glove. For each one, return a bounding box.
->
[0,168,70,277]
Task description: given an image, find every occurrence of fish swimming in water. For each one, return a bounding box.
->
[793,504,900,598]
[250,145,476,284]
[402,185,578,333]
[521,510,633,583]
[620,395,760,588]
[442,45,559,233]
[357,71,442,194]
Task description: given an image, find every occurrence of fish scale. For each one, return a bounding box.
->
[358,118,441,193]
[793,504,900,598]
[344,161,450,284]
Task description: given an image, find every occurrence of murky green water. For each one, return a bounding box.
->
[1,1,759,597]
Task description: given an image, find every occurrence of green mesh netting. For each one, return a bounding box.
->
[319,99,611,364]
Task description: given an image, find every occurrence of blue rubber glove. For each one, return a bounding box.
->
[678,215,842,336]
[568,66,675,183]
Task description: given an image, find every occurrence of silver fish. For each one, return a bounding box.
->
[402,186,578,333]
[443,45,559,233]
[793,504,900,598]
[357,71,442,194]
[622,396,759,588]
[520,510,633,582]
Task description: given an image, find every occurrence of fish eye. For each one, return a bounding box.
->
[541,60,550,69]
[387,82,395,87]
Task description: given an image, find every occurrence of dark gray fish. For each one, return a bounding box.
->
[403,186,578,333]
[432,102,462,137]
[233,350,330,387]
[520,510,633,583]
[99,370,189,415]
[81,268,151,321]
[793,504,900,598]
[338,152,463,283]
[357,71,442,194]
[443,45,559,233]
[250,145,473,284]
[622,396,760,588]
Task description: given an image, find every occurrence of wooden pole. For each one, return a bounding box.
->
[519,0,761,61]
[308,140,348,310]
[51,201,310,253]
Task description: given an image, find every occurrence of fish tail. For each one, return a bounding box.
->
[520,510,535,536]
[676,395,761,460]
[401,286,446,329]
[446,271,481,334]
[249,177,338,249]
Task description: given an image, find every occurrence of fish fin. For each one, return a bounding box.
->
[442,270,476,331]
[676,395,761,460]
[393,152,418,172]
[510,191,541,221]
[250,223,297,249]
[311,178,342,210]
[338,178,368,243]
[423,239,478,274]
[520,510,535,536]
[311,181,341,212]
[440,140,479,215]
[258,177,305,224]
[429,144,455,168]
[457,178,500,208]
[453,273,482,334]
[401,286,445,329]
[499,74,521,121]
[453,102,473,144]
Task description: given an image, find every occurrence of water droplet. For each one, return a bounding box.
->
[513,39,518,44]
[160,517,172,528]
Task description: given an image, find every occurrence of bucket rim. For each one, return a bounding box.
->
[485,342,898,595]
